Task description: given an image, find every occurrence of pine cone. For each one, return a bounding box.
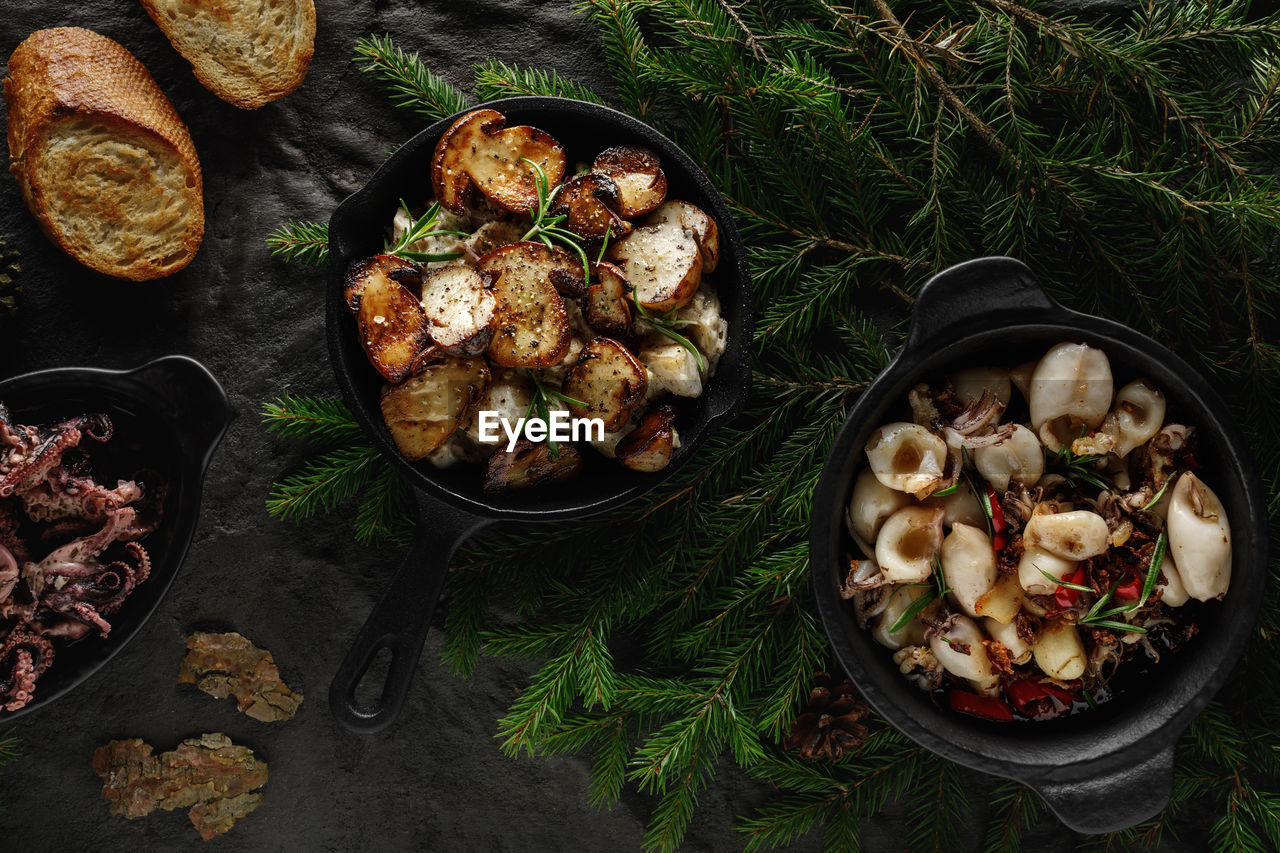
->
[783,672,870,760]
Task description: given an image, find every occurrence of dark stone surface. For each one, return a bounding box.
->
[0,2,1207,851]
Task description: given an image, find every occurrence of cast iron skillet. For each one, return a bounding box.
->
[326,97,753,733]
[810,257,1267,834]
[0,356,230,721]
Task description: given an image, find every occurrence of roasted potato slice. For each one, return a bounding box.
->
[592,145,667,217]
[419,265,496,356]
[483,438,583,494]
[431,108,566,214]
[478,242,576,368]
[550,173,631,240]
[344,254,431,384]
[644,200,720,273]
[606,218,702,312]
[562,337,648,432]
[616,405,677,472]
[380,357,490,460]
[585,262,634,338]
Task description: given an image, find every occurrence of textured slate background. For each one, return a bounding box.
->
[0,1,1206,850]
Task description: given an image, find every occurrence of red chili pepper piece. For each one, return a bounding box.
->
[948,689,1014,722]
[985,485,1007,551]
[1115,572,1143,601]
[1004,679,1078,718]
[1054,567,1088,609]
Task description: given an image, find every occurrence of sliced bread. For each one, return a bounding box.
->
[4,27,204,280]
[141,0,316,109]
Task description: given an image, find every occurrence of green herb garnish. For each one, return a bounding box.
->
[387,199,469,262]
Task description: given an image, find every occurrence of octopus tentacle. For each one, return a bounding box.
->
[0,630,54,711]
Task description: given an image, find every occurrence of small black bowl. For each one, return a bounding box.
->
[809,257,1266,833]
[0,356,229,720]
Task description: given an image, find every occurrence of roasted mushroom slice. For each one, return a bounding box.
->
[643,200,720,273]
[615,405,677,472]
[483,439,583,493]
[550,173,631,241]
[344,254,430,384]
[478,242,575,368]
[592,145,668,217]
[380,357,490,460]
[585,262,633,337]
[419,265,496,356]
[430,108,566,214]
[563,337,648,431]
[606,217,702,312]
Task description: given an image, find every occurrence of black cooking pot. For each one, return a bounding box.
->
[809,257,1266,833]
[326,97,754,733]
[0,355,230,720]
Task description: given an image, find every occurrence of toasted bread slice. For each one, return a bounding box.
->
[4,27,203,280]
[141,0,316,109]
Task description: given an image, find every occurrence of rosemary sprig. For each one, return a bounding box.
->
[520,158,593,285]
[1052,439,1112,491]
[1140,477,1175,512]
[930,482,961,497]
[631,298,708,372]
[267,220,330,267]
[1038,565,1091,592]
[1076,533,1167,634]
[523,370,588,457]
[887,587,935,634]
[388,199,470,263]
[886,556,949,634]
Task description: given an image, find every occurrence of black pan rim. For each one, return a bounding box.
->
[326,96,754,521]
[809,256,1267,782]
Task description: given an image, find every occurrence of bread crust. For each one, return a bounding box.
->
[5,27,204,280]
[140,0,317,109]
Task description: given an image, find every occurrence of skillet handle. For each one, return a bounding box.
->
[126,356,231,463]
[329,497,492,734]
[1029,745,1174,834]
[905,256,1058,351]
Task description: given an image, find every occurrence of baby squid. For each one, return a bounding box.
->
[1017,545,1078,596]
[873,585,931,649]
[974,574,1024,624]
[848,467,913,547]
[1157,552,1190,607]
[921,478,986,528]
[1028,342,1114,450]
[865,423,948,498]
[975,424,1045,491]
[1023,510,1110,561]
[875,506,945,583]
[940,522,997,617]
[1167,472,1232,601]
[1101,379,1166,459]
[930,615,1000,694]
[984,617,1032,664]
[1032,619,1087,681]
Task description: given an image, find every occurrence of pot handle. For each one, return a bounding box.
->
[904,256,1059,351]
[329,496,492,734]
[126,356,231,464]
[1030,745,1174,834]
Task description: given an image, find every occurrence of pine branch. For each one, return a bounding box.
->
[472,60,607,104]
[353,34,470,119]
[261,395,365,444]
[265,445,382,522]
[266,220,329,267]
[353,462,414,547]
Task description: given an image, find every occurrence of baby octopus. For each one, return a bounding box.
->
[0,405,159,711]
